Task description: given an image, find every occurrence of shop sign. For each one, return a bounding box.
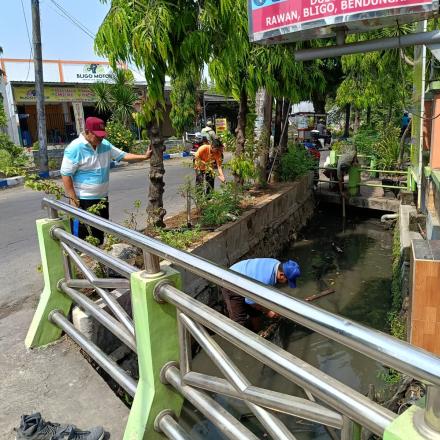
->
[14,86,96,103]
[62,63,114,83]
[215,118,228,133]
[249,0,438,43]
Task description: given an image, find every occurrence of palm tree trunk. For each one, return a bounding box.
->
[280,99,290,154]
[235,88,248,156]
[147,122,166,227]
[258,91,273,185]
[274,98,283,147]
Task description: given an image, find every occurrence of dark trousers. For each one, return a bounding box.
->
[70,198,109,245]
[195,170,215,195]
[222,288,260,329]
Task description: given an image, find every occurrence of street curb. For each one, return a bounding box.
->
[0,176,25,189]
[0,154,190,190]
[163,151,190,160]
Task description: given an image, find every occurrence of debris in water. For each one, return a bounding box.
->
[331,242,343,253]
[305,288,335,302]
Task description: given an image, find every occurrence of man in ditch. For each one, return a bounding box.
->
[222,258,301,331]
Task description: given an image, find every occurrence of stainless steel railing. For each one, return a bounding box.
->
[40,196,440,438]
[42,198,440,385]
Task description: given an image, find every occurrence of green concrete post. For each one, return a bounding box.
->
[348,165,361,197]
[124,266,183,440]
[25,218,72,348]
[383,406,433,439]
[330,150,337,166]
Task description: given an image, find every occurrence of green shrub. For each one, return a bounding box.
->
[226,155,257,185]
[24,174,64,198]
[197,183,243,227]
[155,225,202,250]
[0,149,12,169]
[374,125,401,170]
[48,158,58,170]
[279,144,315,182]
[219,131,235,152]
[353,127,380,157]
[105,119,134,152]
[130,140,150,155]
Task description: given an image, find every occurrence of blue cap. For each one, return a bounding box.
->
[283,260,301,288]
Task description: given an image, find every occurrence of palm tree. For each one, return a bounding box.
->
[92,68,137,127]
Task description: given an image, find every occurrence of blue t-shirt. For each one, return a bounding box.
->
[230,258,280,305]
[401,115,410,128]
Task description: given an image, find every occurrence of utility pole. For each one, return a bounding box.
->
[31,0,48,177]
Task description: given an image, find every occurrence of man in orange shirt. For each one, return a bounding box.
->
[194,138,225,194]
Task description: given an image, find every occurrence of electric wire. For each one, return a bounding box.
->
[48,0,96,40]
[20,0,33,81]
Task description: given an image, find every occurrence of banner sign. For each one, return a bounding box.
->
[249,0,438,43]
[62,63,114,83]
[14,86,96,103]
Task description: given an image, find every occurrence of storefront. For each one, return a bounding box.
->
[1,58,237,146]
[0,59,146,146]
[12,84,100,146]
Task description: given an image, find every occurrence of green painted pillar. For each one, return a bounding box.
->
[25,218,72,348]
[383,406,434,439]
[348,165,361,197]
[124,267,183,440]
[330,150,337,166]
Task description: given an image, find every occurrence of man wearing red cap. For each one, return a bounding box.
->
[61,117,152,244]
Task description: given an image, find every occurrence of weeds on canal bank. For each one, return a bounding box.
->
[380,223,406,386]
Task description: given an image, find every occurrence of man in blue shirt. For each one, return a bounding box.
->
[61,117,152,244]
[222,258,301,331]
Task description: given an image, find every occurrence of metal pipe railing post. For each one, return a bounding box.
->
[143,251,161,275]
[424,386,440,432]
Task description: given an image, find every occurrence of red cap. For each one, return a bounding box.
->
[85,117,107,138]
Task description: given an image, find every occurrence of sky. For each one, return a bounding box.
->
[1,0,110,61]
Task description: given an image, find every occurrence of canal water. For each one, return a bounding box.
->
[180,204,394,439]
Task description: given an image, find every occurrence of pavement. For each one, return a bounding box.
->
[0,157,196,438]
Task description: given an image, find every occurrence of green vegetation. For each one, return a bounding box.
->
[24,174,64,199]
[226,155,257,186]
[0,102,28,177]
[374,125,401,170]
[155,225,202,250]
[198,184,243,227]
[279,144,315,182]
[105,119,135,153]
[93,69,137,127]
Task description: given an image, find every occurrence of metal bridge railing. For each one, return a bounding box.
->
[317,151,415,195]
[26,197,440,439]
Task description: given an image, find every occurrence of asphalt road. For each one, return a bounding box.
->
[0,158,196,308]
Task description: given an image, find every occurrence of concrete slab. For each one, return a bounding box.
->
[317,189,400,212]
[0,307,129,439]
[399,205,423,262]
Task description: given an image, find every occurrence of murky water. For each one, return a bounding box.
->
[179,205,393,439]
